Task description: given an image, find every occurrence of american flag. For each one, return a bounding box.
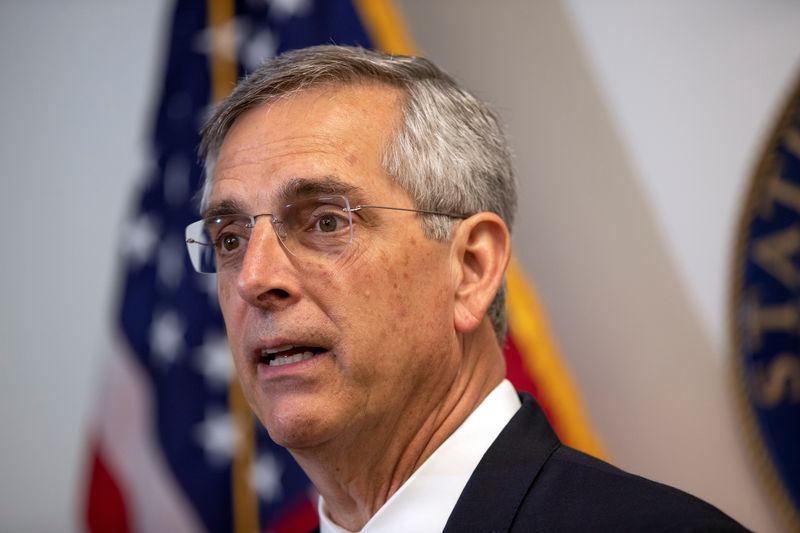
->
[84,1,383,531]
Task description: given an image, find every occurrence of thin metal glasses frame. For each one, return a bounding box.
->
[184,196,468,274]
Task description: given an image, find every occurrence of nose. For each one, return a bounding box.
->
[235,219,298,310]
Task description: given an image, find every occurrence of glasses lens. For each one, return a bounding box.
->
[184,196,354,274]
[185,219,217,273]
[186,215,251,274]
[279,195,353,260]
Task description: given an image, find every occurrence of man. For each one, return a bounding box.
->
[186,45,747,531]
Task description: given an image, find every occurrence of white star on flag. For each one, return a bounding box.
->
[193,18,241,62]
[157,236,185,290]
[149,310,185,366]
[164,154,190,207]
[122,214,159,266]
[251,453,284,502]
[195,332,232,389]
[194,410,241,466]
[269,0,312,20]
[242,29,277,72]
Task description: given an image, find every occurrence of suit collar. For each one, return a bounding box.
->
[443,393,561,532]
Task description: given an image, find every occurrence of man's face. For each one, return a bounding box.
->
[208,83,464,451]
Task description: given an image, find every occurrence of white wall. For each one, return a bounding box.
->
[0,2,168,531]
[1,1,797,531]
[564,0,800,357]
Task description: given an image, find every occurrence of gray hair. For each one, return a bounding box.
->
[199,45,516,343]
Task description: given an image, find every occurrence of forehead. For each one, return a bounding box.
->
[207,83,405,210]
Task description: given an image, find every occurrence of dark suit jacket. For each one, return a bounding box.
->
[442,393,749,532]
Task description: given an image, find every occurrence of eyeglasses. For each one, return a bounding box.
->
[185,195,467,274]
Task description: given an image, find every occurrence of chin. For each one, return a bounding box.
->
[258,400,332,450]
[266,426,321,450]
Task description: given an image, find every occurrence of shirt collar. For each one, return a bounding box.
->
[319,379,521,533]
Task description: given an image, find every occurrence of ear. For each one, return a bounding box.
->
[451,213,511,334]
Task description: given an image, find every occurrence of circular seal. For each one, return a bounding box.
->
[731,74,800,530]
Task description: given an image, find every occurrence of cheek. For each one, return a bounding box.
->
[216,281,239,328]
[356,245,450,340]
[216,273,234,305]
[364,247,412,309]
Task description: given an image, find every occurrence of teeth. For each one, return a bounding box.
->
[268,351,316,367]
[264,345,294,355]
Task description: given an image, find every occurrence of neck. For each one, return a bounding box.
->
[290,328,506,531]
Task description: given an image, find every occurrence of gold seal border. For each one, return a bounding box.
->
[729,72,800,532]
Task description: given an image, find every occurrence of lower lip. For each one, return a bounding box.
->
[255,351,329,380]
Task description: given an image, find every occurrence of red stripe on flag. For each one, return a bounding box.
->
[504,333,561,435]
[85,441,131,533]
[266,494,319,533]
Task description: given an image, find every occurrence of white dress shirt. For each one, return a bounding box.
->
[319,379,522,533]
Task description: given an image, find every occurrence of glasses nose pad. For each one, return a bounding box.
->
[270,219,295,256]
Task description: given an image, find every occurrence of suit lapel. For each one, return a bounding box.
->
[442,393,561,532]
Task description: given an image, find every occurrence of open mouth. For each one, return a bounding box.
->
[260,345,326,367]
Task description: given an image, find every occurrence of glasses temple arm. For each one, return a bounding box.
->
[349,205,468,219]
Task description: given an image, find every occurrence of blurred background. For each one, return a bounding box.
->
[1,1,799,531]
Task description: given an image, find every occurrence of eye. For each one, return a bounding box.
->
[221,234,241,252]
[316,214,340,233]
[206,215,250,257]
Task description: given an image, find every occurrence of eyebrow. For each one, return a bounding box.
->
[202,198,247,218]
[202,176,367,218]
[276,176,364,202]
